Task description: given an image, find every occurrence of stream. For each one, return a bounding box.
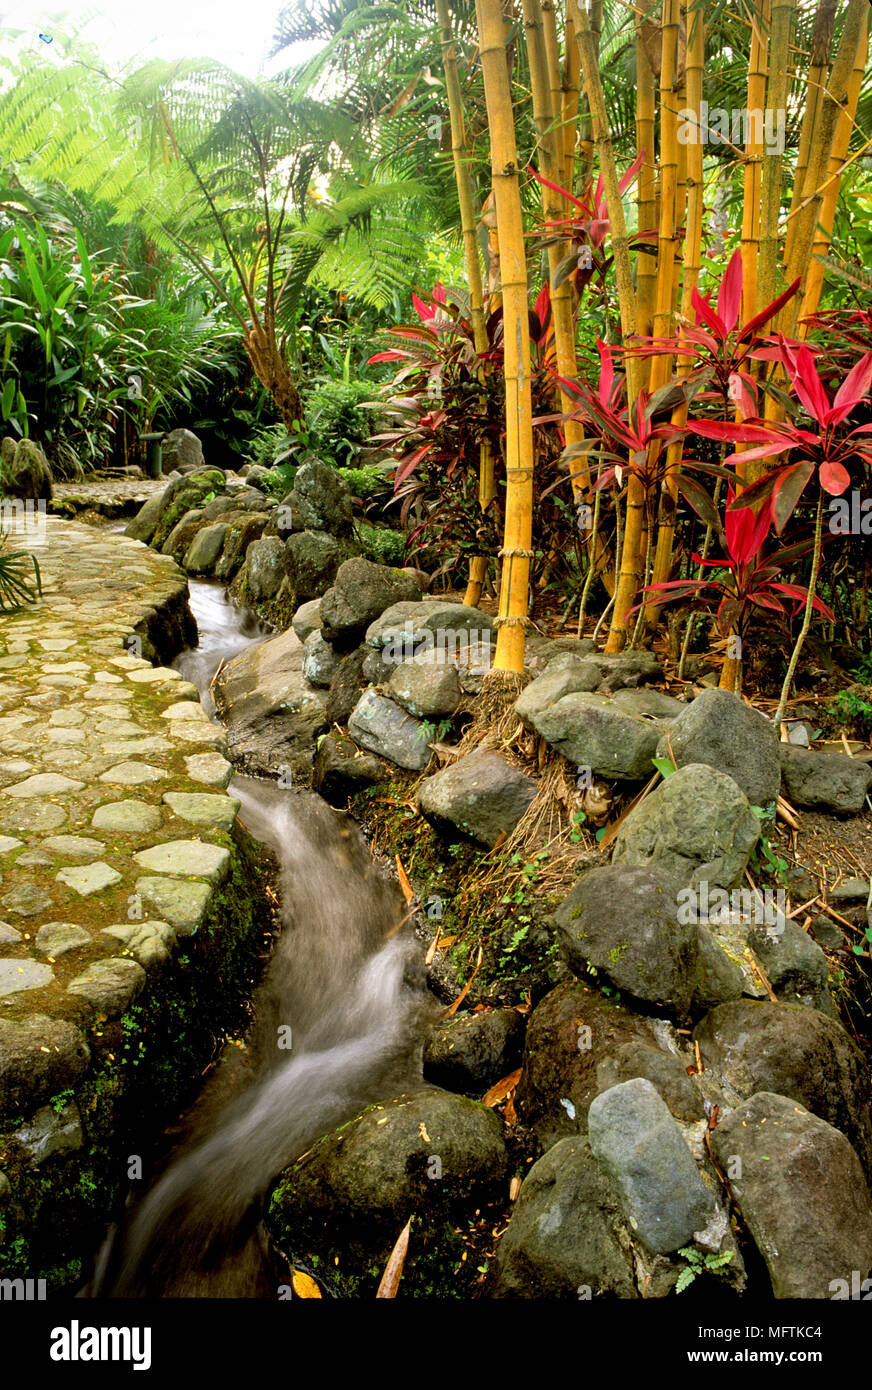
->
[89,580,432,1297]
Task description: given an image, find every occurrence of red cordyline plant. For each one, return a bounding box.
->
[529,154,652,298]
[630,487,834,694]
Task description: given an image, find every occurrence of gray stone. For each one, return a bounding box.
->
[160,427,204,474]
[243,536,288,601]
[135,876,212,935]
[417,749,537,848]
[312,734,387,805]
[183,522,228,574]
[284,531,353,606]
[423,1008,526,1095]
[302,630,342,688]
[613,763,761,890]
[694,1000,872,1171]
[0,1013,90,1120]
[611,688,687,719]
[711,1092,872,1299]
[325,646,369,725]
[1,772,85,797]
[6,438,52,501]
[587,1078,716,1254]
[516,662,602,730]
[34,922,91,956]
[99,762,169,786]
[0,959,54,995]
[595,1041,704,1122]
[184,752,233,788]
[366,600,494,665]
[809,914,846,950]
[779,746,872,814]
[387,660,462,718]
[125,491,164,544]
[162,792,239,830]
[656,688,781,810]
[747,914,833,1014]
[91,801,163,833]
[291,598,323,643]
[554,863,743,1022]
[132,839,230,883]
[0,921,21,945]
[531,692,664,780]
[321,558,422,646]
[101,919,177,970]
[490,1138,637,1298]
[11,1101,82,1167]
[831,877,871,902]
[348,688,432,771]
[66,956,146,1016]
[287,458,353,535]
[1,884,54,916]
[56,862,122,896]
[43,835,106,858]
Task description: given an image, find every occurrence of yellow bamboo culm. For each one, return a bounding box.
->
[740,0,771,327]
[561,0,581,205]
[782,0,838,272]
[649,0,704,610]
[648,0,681,393]
[780,0,868,337]
[435,0,495,609]
[475,0,536,673]
[571,0,643,652]
[758,0,796,320]
[635,19,658,340]
[797,4,869,332]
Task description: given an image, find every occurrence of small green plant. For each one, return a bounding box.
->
[0,531,42,610]
[675,1247,733,1293]
[49,1087,75,1114]
[498,921,530,967]
[570,810,587,843]
[749,805,790,882]
[824,688,872,738]
[356,520,406,566]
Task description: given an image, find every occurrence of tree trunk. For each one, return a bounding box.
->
[243,323,304,428]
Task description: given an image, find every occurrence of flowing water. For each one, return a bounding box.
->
[93,581,432,1297]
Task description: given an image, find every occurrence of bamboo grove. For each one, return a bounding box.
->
[423,0,872,710]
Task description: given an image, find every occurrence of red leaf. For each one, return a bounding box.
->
[829,351,872,423]
[691,287,726,339]
[411,292,434,323]
[717,250,743,336]
[771,459,814,533]
[818,457,851,495]
[739,278,801,339]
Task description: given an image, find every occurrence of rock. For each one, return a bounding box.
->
[694,1000,872,1171]
[417,749,537,848]
[1,883,54,916]
[286,458,353,536]
[531,692,664,780]
[656,688,781,810]
[779,745,872,815]
[291,598,323,643]
[136,877,212,935]
[312,734,387,805]
[183,522,228,574]
[11,1101,82,1166]
[267,1088,508,1293]
[514,981,667,1148]
[831,877,871,902]
[747,914,833,1014]
[423,1008,526,1095]
[711,1092,872,1299]
[160,427,204,474]
[554,863,743,1021]
[321,559,423,647]
[148,470,226,549]
[34,922,91,956]
[301,630,341,688]
[612,763,761,890]
[43,835,106,858]
[387,660,462,718]
[125,492,164,543]
[325,647,369,725]
[91,800,163,833]
[588,1079,716,1254]
[611,688,687,719]
[490,1138,637,1298]
[5,438,52,501]
[594,1040,704,1122]
[162,792,239,830]
[366,600,494,669]
[56,861,122,896]
[347,688,431,771]
[0,1014,90,1121]
[199,495,239,521]
[2,772,85,797]
[101,920,177,970]
[212,627,328,782]
[214,512,269,582]
[66,956,146,1016]
[515,661,601,730]
[0,959,54,996]
[241,536,288,601]
[132,839,230,883]
[809,914,846,950]
[184,752,233,787]
[284,531,354,606]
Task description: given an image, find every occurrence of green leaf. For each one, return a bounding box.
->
[651,756,676,778]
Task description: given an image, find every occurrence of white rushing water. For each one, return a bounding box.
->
[96,582,431,1296]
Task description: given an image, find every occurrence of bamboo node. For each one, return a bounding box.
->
[498,547,535,559]
[493,616,529,629]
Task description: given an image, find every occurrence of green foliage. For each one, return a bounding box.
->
[675,1247,733,1294]
[824,688,872,739]
[356,520,406,566]
[336,463,392,501]
[0,530,41,609]
[304,378,379,465]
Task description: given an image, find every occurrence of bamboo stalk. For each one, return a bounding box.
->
[741,0,771,325]
[436,0,496,608]
[476,0,536,673]
[782,0,838,272]
[797,3,869,332]
[561,0,581,203]
[635,16,658,340]
[758,0,796,318]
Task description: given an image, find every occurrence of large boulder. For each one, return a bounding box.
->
[531,692,664,781]
[711,1092,872,1299]
[423,1008,526,1095]
[366,600,494,671]
[347,688,432,771]
[587,1078,717,1255]
[148,470,226,549]
[612,763,761,890]
[554,863,744,1022]
[183,522,228,575]
[291,598,323,643]
[212,511,269,582]
[489,1138,638,1298]
[3,438,52,501]
[266,1088,508,1297]
[515,661,602,729]
[417,749,537,848]
[283,458,353,536]
[321,559,422,647]
[125,491,165,544]
[694,1000,872,1171]
[779,745,872,815]
[656,688,781,810]
[239,536,288,602]
[212,627,327,782]
[325,647,369,726]
[301,630,341,688]
[0,1014,90,1122]
[285,531,355,606]
[160,427,204,474]
[312,733,387,805]
[387,660,462,719]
